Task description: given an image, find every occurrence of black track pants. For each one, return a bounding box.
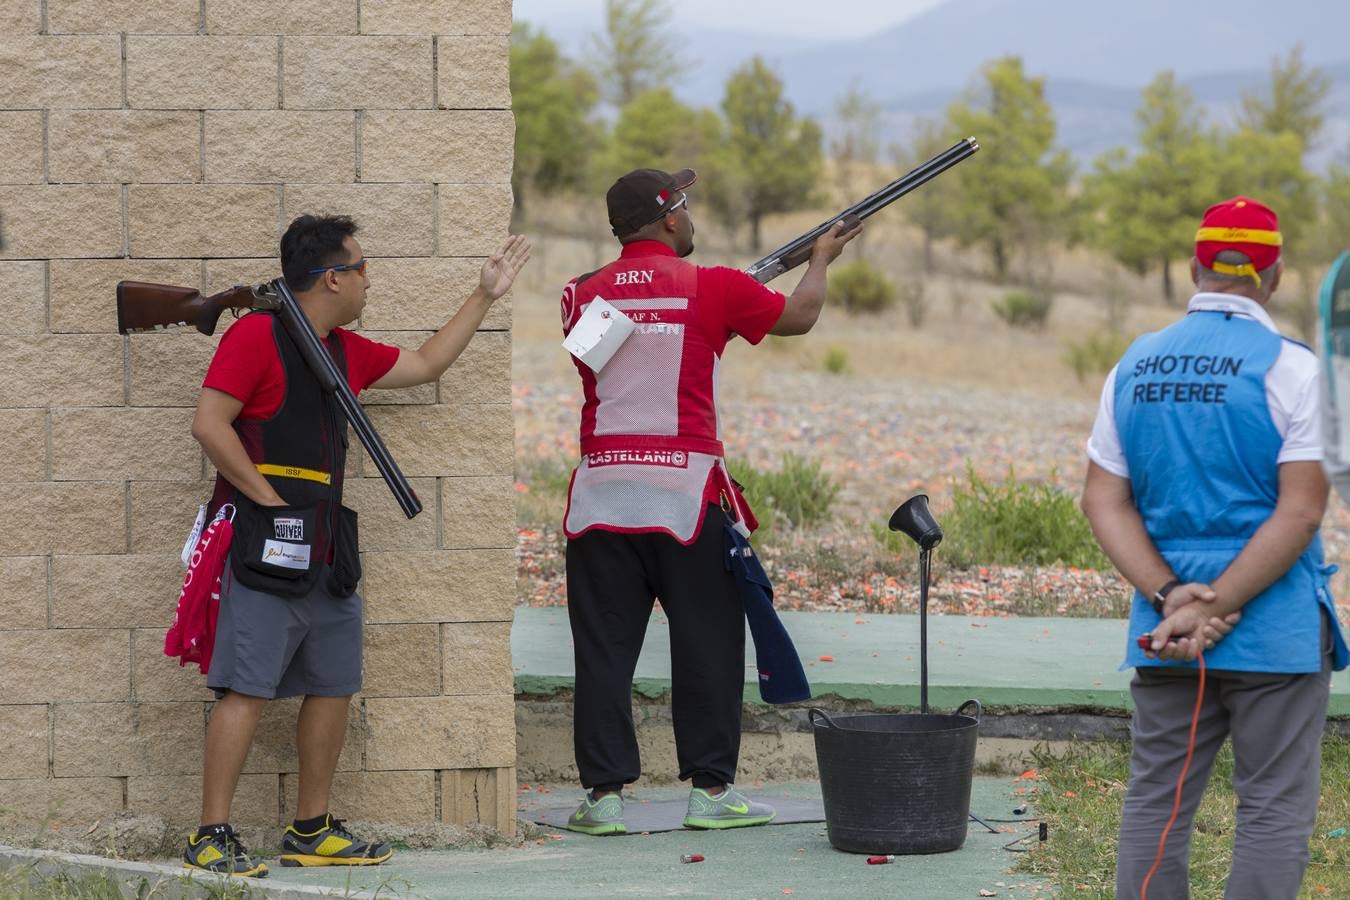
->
[565,506,745,789]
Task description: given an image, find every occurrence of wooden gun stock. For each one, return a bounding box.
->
[113,276,421,518]
[115,281,264,336]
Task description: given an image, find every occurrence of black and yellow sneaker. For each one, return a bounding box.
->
[183,824,268,877]
[278,814,394,867]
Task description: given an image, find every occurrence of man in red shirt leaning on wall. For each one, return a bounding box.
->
[185,214,529,877]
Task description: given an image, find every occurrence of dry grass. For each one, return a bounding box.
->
[1015,738,1350,898]
[510,192,1350,612]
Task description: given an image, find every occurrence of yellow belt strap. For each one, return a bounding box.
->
[255,463,332,485]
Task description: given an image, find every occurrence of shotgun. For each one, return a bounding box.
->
[746,136,980,284]
[116,281,260,336]
[116,279,423,519]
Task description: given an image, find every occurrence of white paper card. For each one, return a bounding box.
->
[562,297,635,373]
[180,502,208,568]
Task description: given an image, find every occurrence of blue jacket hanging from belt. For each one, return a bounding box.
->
[724,522,811,703]
[1114,308,1348,673]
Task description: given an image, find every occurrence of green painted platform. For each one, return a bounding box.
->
[513,607,1350,715]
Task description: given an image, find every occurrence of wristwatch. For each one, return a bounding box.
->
[1151,579,1181,615]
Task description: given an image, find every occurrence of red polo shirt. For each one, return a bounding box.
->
[203,313,400,420]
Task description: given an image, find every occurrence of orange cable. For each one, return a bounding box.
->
[1140,649,1206,900]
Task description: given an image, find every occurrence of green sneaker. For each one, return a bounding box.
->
[683,786,776,830]
[565,792,627,836]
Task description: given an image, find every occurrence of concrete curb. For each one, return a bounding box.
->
[0,844,366,899]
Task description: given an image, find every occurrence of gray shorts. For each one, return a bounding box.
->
[207,563,363,700]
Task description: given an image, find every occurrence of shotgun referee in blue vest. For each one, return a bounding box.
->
[1082,197,1349,899]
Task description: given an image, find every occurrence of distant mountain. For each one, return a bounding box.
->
[520,15,830,110]
[868,60,1350,170]
[672,27,827,108]
[522,0,1350,169]
[687,1,1350,169]
[768,0,1350,113]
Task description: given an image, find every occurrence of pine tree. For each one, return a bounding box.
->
[1085,72,1220,301]
[588,0,681,106]
[945,57,1072,281]
[510,25,599,215]
[721,57,824,253]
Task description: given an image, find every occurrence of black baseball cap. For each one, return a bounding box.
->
[606,167,697,236]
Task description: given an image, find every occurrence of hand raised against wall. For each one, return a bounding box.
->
[479,234,533,301]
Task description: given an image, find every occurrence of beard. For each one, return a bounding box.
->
[679,223,696,258]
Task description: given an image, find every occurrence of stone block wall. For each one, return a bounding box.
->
[0,0,518,834]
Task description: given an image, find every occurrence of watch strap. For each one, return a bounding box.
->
[1151,579,1181,615]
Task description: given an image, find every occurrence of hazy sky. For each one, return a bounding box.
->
[513,0,947,41]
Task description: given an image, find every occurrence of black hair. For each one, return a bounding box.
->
[280,214,359,292]
[618,218,664,244]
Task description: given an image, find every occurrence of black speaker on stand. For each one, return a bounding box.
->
[889,494,942,713]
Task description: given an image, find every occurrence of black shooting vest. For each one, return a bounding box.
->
[211,311,358,598]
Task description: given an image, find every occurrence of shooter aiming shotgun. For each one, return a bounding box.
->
[116,278,422,519]
[747,136,979,284]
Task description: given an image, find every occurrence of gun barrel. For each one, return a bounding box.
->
[268,278,423,519]
[747,136,979,284]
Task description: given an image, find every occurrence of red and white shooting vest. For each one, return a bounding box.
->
[561,252,750,543]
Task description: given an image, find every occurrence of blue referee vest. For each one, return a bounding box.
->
[1114,308,1347,673]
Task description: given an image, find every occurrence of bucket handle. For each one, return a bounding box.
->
[808,708,840,729]
[956,699,982,722]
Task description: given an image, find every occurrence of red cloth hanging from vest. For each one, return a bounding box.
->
[164,509,234,674]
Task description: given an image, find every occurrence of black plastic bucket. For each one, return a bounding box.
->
[810,700,981,854]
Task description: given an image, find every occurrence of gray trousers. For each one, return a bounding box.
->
[1115,621,1333,900]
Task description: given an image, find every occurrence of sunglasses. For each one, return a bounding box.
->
[308,258,367,276]
[668,193,688,213]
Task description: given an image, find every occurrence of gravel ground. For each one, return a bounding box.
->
[511,238,1350,622]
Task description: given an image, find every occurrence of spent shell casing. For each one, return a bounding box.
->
[681,854,704,863]
[866,855,895,865]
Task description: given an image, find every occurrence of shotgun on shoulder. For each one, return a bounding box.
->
[746,136,980,284]
[116,278,423,519]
